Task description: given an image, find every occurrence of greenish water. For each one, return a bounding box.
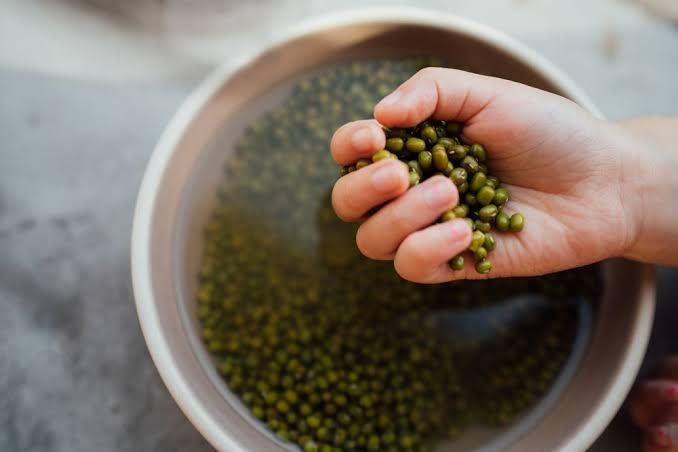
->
[195,58,601,452]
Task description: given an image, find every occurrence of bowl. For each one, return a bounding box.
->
[131,8,656,452]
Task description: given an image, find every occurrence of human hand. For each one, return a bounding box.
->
[330,67,641,283]
[629,357,678,451]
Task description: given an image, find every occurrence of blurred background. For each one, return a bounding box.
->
[1,0,677,451]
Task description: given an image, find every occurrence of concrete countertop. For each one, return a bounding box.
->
[1,1,677,451]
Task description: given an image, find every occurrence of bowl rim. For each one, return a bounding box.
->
[131,7,654,452]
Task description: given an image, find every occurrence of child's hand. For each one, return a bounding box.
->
[629,357,678,451]
[330,68,642,283]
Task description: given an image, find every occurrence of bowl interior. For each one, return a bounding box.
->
[139,18,655,452]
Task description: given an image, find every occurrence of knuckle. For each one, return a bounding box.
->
[343,191,362,217]
[393,255,415,281]
[403,238,429,267]
[394,239,428,283]
[331,182,357,221]
[415,99,435,123]
[416,67,440,79]
[329,124,347,153]
[387,202,417,234]
[356,225,388,260]
[355,227,370,257]
[394,255,429,284]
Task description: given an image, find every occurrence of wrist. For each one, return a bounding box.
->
[614,117,678,265]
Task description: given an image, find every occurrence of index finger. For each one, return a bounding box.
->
[330,119,385,165]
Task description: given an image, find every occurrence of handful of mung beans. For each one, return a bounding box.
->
[340,120,525,274]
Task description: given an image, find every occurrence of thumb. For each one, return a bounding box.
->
[373,67,514,128]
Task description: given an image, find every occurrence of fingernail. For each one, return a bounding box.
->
[450,218,472,237]
[665,384,678,401]
[423,179,455,209]
[650,425,671,448]
[371,163,403,193]
[351,128,374,150]
[377,90,402,109]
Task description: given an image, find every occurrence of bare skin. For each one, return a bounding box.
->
[331,68,678,282]
[330,67,678,448]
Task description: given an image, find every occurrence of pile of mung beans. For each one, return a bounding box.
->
[197,58,601,452]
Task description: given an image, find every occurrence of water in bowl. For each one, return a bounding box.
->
[193,57,601,451]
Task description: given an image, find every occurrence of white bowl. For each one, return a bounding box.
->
[132,8,656,452]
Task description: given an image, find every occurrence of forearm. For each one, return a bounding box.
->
[616,117,678,266]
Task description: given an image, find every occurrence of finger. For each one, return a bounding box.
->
[630,379,678,428]
[645,424,678,451]
[374,67,513,128]
[393,219,472,283]
[331,159,409,221]
[330,119,385,165]
[373,67,597,190]
[356,176,458,260]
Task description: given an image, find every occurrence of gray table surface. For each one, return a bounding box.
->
[2,2,678,451]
